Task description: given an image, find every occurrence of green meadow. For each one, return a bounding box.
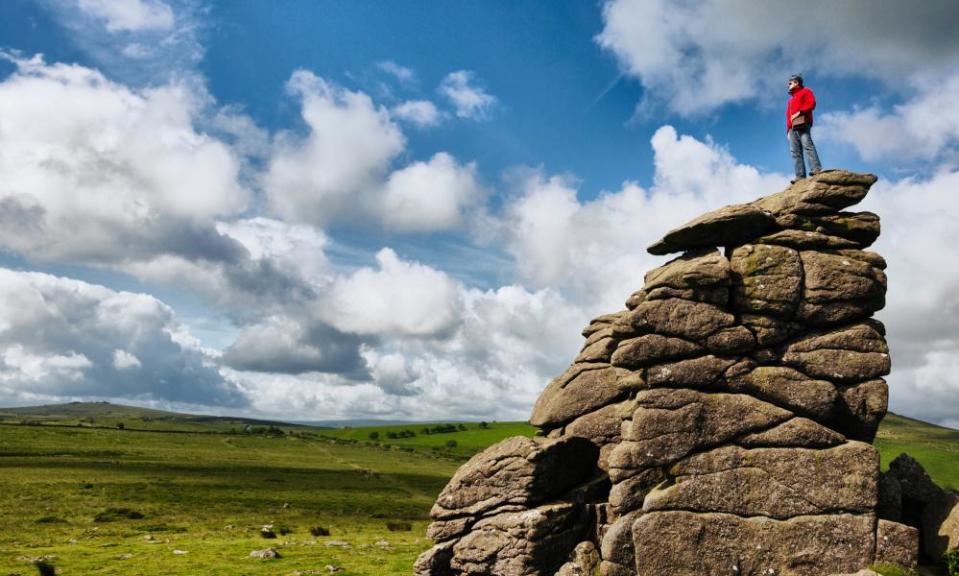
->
[874,413,959,491]
[0,403,955,575]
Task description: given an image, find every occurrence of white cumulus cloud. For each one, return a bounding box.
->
[322,248,462,337]
[381,153,485,233]
[502,125,787,310]
[0,268,244,406]
[76,0,175,32]
[263,70,405,227]
[217,217,330,286]
[858,169,959,427]
[377,60,415,83]
[596,0,959,116]
[0,54,248,265]
[113,349,142,370]
[391,100,440,127]
[819,72,959,162]
[439,70,497,120]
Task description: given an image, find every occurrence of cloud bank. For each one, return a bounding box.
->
[597,0,959,116]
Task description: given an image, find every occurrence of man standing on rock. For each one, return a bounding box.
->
[786,74,822,182]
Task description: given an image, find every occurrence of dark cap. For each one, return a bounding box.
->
[788,74,804,86]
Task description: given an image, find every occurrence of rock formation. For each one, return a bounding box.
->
[415,171,935,575]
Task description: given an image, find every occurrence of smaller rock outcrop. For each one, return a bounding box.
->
[882,453,959,561]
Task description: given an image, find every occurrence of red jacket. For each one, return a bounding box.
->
[786,86,816,130]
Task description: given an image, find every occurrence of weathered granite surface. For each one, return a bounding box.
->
[415,171,948,575]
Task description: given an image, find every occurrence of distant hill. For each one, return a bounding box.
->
[0,401,307,433]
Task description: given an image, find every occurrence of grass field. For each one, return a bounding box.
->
[874,413,959,491]
[0,403,955,575]
[0,404,533,576]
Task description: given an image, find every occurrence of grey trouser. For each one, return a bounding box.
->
[789,126,822,179]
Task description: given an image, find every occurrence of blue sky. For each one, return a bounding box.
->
[0,0,958,426]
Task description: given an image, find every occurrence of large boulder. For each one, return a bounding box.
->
[419,170,917,576]
[430,436,599,521]
[781,321,890,382]
[621,298,736,341]
[644,355,738,390]
[737,416,846,448]
[530,365,634,428]
[879,454,958,563]
[797,250,886,325]
[647,170,877,255]
[609,389,792,473]
[753,170,877,216]
[449,503,589,576]
[726,365,838,421]
[630,511,876,576]
[835,379,888,441]
[769,211,880,248]
[610,334,703,368]
[643,249,731,305]
[647,203,778,256]
[642,443,878,519]
[730,244,803,317]
[875,519,919,569]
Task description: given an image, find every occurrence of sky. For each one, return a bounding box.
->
[0,0,958,426]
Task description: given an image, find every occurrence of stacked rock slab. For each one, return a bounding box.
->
[416,170,919,576]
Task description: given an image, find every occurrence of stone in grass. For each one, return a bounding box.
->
[260,524,277,538]
[309,525,331,536]
[325,540,351,548]
[386,521,412,532]
[249,547,281,559]
[93,507,145,522]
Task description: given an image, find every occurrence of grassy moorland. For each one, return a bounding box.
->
[0,403,532,576]
[0,403,954,575]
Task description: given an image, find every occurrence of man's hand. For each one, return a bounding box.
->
[791,111,801,120]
